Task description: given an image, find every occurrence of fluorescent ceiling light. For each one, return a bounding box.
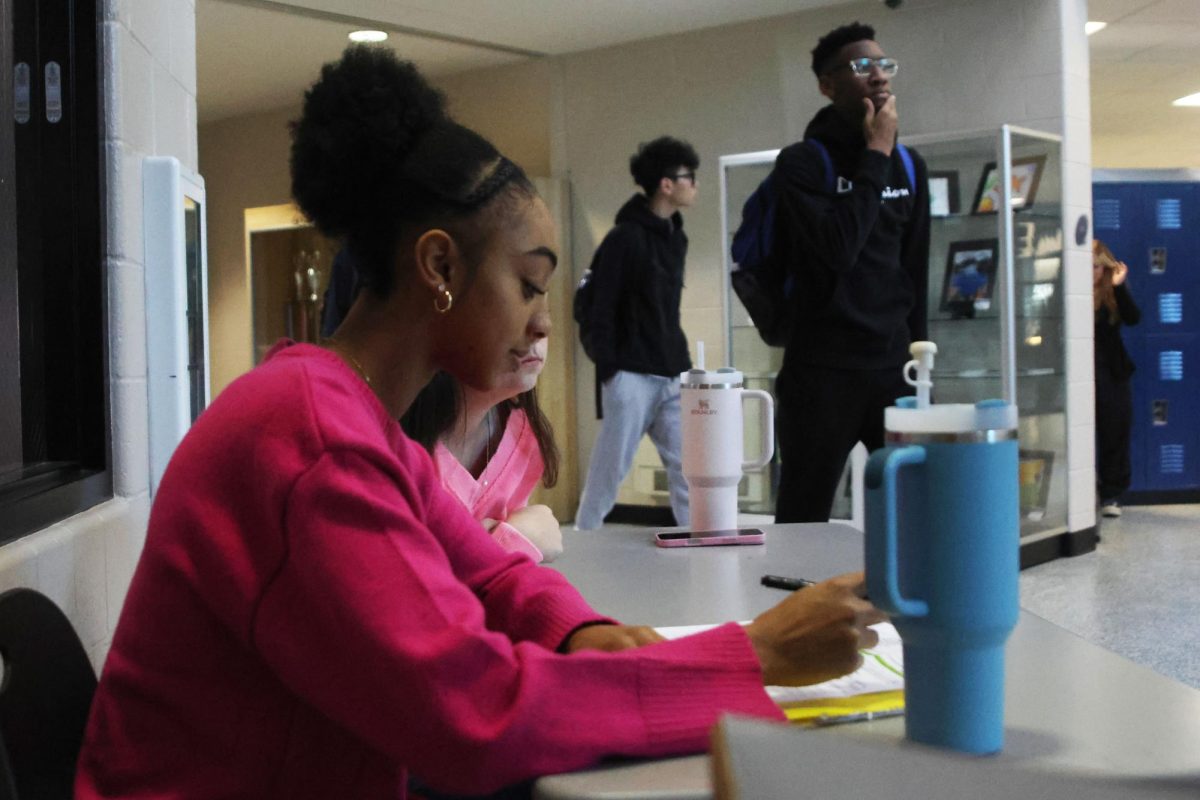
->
[1173,92,1200,107]
[1085,21,1107,35]
[349,30,388,43]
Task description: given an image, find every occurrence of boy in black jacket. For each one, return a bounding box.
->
[575,137,697,530]
[773,22,930,522]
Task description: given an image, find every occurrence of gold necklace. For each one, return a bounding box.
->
[327,339,372,386]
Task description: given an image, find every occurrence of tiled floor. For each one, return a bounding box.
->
[1019,503,1200,689]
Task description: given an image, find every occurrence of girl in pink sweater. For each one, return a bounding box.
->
[76,47,884,800]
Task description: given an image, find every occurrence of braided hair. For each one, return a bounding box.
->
[290,46,535,296]
[291,47,558,484]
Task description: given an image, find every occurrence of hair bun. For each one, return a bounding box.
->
[290,46,446,239]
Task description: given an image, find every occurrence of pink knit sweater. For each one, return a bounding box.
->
[433,409,545,562]
[76,342,782,799]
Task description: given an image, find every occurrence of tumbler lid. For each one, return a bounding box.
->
[885,398,1017,435]
[680,366,743,389]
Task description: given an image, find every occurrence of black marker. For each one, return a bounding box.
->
[762,575,873,602]
[760,575,817,591]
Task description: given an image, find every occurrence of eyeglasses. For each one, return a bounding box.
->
[828,57,899,78]
[668,171,697,183]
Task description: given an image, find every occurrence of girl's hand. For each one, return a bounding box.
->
[565,624,665,653]
[506,504,563,562]
[1112,260,1129,286]
[744,572,886,687]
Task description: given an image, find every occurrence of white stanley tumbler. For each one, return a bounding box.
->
[680,359,774,532]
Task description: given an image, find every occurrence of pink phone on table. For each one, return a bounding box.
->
[654,528,765,548]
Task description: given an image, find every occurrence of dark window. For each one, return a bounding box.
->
[1,0,110,543]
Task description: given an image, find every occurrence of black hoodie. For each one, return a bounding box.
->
[772,105,930,371]
[585,194,692,382]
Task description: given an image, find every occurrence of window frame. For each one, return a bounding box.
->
[0,0,112,544]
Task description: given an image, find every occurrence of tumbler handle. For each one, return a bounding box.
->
[740,390,774,471]
[865,445,930,617]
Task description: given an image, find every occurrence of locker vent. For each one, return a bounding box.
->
[1156,198,1182,230]
[1158,293,1183,324]
[1149,247,1168,275]
[1160,444,1185,475]
[1159,351,1184,381]
[1152,399,1168,426]
[1094,198,1121,230]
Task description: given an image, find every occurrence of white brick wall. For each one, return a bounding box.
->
[0,0,197,673]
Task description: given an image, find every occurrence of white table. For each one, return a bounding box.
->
[535,524,1200,799]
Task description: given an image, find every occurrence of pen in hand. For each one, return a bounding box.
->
[761,575,817,592]
[761,574,872,603]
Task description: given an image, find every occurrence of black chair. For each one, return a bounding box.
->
[0,588,98,800]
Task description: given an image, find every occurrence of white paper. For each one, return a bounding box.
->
[655,621,904,705]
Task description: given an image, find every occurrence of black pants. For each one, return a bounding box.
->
[774,364,912,522]
[1095,368,1133,501]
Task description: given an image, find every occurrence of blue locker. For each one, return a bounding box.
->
[1092,179,1199,498]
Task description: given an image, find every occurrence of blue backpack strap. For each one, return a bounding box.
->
[807,138,915,192]
[804,138,836,194]
[896,142,916,190]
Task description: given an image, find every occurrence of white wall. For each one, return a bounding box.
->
[1056,0,1096,535]
[200,106,296,395]
[0,0,198,672]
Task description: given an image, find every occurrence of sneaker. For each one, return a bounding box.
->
[1100,500,1122,518]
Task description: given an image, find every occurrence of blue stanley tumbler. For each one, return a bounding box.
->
[864,342,1019,755]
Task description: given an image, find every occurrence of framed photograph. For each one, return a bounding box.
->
[1019,450,1054,520]
[927,170,960,217]
[940,238,999,317]
[971,155,1047,214]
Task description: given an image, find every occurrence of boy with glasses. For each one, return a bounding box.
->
[771,22,930,523]
[575,137,698,530]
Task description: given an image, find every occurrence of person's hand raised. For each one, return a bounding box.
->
[863,94,898,157]
[744,572,886,687]
[1112,260,1129,286]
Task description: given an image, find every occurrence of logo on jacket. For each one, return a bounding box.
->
[882,186,911,199]
[837,176,854,194]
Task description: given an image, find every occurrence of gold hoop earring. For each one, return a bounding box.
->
[434,284,453,314]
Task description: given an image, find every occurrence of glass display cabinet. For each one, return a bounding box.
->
[718,126,1067,542]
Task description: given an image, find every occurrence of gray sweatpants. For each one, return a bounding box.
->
[575,370,689,530]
